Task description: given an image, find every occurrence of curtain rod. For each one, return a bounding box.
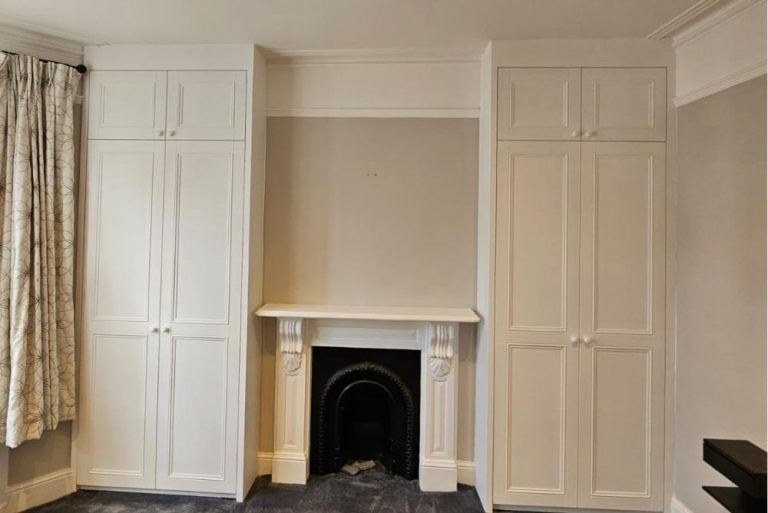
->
[1,50,87,74]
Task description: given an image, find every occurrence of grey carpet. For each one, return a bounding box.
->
[29,470,485,513]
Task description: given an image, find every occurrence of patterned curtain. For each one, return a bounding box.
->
[0,52,81,448]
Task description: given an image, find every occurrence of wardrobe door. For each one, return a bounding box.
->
[497,68,581,141]
[166,71,246,141]
[578,142,666,511]
[78,140,165,489]
[493,141,581,507]
[88,71,167,140]
[581,68,666,142]
[155,141,245,494]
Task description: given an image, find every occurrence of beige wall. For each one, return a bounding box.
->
[674,76,767,512]
[261,117,479,462]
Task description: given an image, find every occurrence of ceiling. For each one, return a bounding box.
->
[0,0,703,52]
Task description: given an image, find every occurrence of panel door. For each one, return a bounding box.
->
[78,140,165,488]
[88,71,167,140]
[166,71,246,141]
[581,68,667,142]
[493,141,581,507]
[497,68,582,141]
[155,141,245,494]
[578,142,666,510]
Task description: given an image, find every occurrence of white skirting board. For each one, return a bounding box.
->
[5,468,76,513]
[256,453,477,487]
[670,496,696,513]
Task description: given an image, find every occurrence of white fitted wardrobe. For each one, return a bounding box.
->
[483,41,672,513]
[76,45,267,500]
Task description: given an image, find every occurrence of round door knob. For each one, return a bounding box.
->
[571,130,581,137]
[584,131,596,138]
[570,336,579,344]
[150,326,159,333]
[156,130,164,137]
[168,129,176,136]
[583,336,593,345]
[162,326,171,333]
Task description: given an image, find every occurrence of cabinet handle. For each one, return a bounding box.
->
[569,336,579,344]
[582,336,593,345]
[584,131,595,138]
[162,326,171,333]
[571,130,581,138]
[168,129,176,137]
[150,326,159,333]
[156,130,164,137]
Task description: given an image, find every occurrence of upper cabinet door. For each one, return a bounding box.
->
[88,71,167,140]
[498,68,581,141]
[166,71,246,140]
[581,68,666,142]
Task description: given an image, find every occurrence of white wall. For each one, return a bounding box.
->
[673,75,766,513]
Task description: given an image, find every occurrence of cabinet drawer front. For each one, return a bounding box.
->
[582,68,667,142]
[88,71,167,140]
[498,68,581,141]
[166,71,246,140]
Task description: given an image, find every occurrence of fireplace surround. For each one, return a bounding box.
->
[256,303,480,492]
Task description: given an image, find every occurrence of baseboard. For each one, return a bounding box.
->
[671,495,696,513]
[5,468,76,513]
[457,460,476,486]
[256,451,273,476]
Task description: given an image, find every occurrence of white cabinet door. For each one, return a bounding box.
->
[78,140,166,489]
[578,142,666,511]
[166,71,246,141]
[88,71,167,140]
[497,68,582,141]
[493,141,581,507]
[155,141,245,494]
[581,69,667,142]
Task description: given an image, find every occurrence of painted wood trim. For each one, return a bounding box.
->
[646,0,721,39]
[673,61,766,107]
[671,0,765,47]
[0,22,85,65]
[255,303,480,323]
[5,469,76,513]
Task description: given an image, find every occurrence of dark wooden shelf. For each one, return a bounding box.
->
[704,439,767,499]
[703,486,767,513]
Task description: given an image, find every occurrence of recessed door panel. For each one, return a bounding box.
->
[582,68,666,142]
[498,68,581,141]
[88,71,167,140]
[166,71,246,140]
[505,344,567,493]
[170,148,234,323]
[165,337,229,479]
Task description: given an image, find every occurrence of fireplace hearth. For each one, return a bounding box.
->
[310,348,420,479]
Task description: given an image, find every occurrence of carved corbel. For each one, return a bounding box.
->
[428,322,455,380]
[278,317,305,374]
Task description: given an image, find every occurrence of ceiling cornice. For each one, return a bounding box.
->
[647,0,721,39]
[264,47,481,65]
[0,20,89,65]
[671,0,765,46]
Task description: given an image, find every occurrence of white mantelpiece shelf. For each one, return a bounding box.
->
[255,303,480,323]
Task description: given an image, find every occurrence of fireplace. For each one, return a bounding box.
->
[255,303,480,491]
[310,347,420,479]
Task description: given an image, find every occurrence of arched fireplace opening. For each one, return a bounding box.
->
[311,348,420,480]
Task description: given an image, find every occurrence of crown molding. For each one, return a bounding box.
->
[674,59,766,106]
[265,47,481,65]
[647,0,721,39]
[671,0,765,47]
[0,20,87,65]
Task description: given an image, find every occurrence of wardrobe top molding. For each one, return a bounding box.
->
[489,38,674,68]
[84,44,263,70]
